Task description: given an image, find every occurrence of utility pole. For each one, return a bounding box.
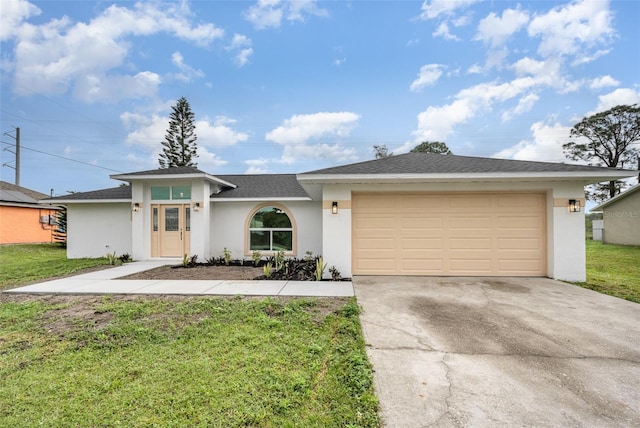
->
[2,127,20,186]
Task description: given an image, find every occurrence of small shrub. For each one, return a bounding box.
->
[182,254,190,268]
[274,250,285,271]
[315,256,327,281]
[119,253,132,263]
[263,262,273,278]
[223,248,232,266]
[329,265,341,281]
[105,252,119,265]
[304,251,314,261]
[252,250,262,266]
[205,257,217,265]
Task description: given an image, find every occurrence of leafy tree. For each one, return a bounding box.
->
[411,141,453,154]
[159,97,199,168]
[563,104,640,201]
[373,145,393,159]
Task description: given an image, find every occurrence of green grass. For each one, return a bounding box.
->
[0,244,110,290]
[0,295,379,427]
[577,240,640,303]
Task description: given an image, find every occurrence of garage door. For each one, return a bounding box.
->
[352,193,546,276]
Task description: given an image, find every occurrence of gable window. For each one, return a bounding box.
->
[151,185,191,200]
[249,206,293,252]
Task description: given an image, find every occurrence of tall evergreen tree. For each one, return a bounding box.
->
[159,97,198,168]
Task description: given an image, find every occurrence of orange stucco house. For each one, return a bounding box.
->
[0,181,61,244]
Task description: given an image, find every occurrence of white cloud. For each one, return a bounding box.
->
[245,159,271,174]
[590,88,640,114]
[413,77,543,141]
[410,64,445,92]
[197,147,229,169]
[226,34,254,67]
[10,2,223,99]
[266,112,360,145]
[244,0,327,30]
[476,8,529,47]
[171,51,204,82]
[75,71,161,103]
[589,75,619,90]
[265,112,360,164]
[122,109,248,158]
[419,0,482,20]
[493,121,572,163]
[1,0,41,41]
[197,116,249,147]
[280,143,357,164]
[501,92,539,122]
[467,63,484,74]
[288,0,329,22]
[432,22,460,41]
[229,33,251,49]
[528,0,615,59]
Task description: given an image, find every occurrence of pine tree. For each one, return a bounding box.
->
[159,97,199,168]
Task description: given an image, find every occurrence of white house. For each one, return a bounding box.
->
[44,153,637,282]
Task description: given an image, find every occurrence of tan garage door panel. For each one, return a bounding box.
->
[352,193,546,276]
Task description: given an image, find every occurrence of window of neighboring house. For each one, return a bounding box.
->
[151,186,191,200]
[249,206,293,252]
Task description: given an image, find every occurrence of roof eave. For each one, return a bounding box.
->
[591,183,640,211]
[40,199,131,204]
[111,172,237,189]
[296,170,637,184]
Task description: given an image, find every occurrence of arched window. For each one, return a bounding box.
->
[248,206,294,252]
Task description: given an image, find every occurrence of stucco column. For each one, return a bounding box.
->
[322,185,352,279]
[130,182,145,260]
[548,184,587,282]
[190,180,210,260]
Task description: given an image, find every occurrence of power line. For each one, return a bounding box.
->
[0,141,122,173]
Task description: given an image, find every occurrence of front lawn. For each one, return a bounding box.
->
[578,240,640,303]
[0,295,380,427]
[0,244,110,290]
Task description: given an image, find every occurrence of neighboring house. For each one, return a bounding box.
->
[591,183,640,246]
[0,181,61,244]
[43,153,637,282]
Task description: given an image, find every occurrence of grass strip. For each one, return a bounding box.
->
[0,244,110,290]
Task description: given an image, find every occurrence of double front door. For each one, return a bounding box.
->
[152,204,191,257]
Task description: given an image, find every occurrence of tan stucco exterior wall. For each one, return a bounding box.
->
[602,192,640,246]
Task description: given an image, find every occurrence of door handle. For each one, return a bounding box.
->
[180,228,183,240]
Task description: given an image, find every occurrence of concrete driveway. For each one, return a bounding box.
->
[354,276,640,427]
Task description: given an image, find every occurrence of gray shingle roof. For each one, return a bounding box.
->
[0,181,50,202]
[45,186,132,201]
[211,174,310,199]
[300,152,624,175]
[114,166,206,176]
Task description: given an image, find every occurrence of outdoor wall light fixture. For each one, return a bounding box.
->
[193,202,201,212]
[332,201,338,214]
[132,203,141,213]
[568,199,581,213]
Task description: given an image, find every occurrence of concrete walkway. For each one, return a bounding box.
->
[5,260,354,297]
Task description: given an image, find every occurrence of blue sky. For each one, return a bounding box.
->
[1,0,639,195]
